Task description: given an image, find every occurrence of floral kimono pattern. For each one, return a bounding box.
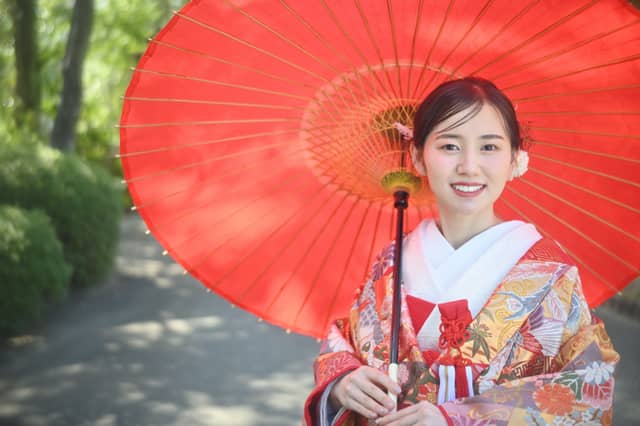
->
[303,238,619,426]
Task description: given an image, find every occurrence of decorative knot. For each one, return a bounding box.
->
[438,316,471,350]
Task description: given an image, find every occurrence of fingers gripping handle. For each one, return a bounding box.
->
[388,362,398,411]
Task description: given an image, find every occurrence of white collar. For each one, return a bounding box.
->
[402,218,542,349]
[404,219,542,308]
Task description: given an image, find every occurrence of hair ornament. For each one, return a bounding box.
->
[511,150,529,179]
[393,122,414,142]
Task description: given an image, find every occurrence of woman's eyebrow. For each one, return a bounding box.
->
[434,132,462,140]
[480,134,505,140]
[434,133,505,140]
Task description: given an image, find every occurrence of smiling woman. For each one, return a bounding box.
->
[412,79,521,249]
[304,78,619,426]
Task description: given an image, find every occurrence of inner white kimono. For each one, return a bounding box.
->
[401,219,541,403]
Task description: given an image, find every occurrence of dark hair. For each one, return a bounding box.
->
[413,77,522,151]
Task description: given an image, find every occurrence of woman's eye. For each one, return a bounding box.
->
[482,144,498,151]
[441,144,460,151]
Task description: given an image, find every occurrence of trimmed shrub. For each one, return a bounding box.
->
[0,143,122,289]
[0,205,71,334]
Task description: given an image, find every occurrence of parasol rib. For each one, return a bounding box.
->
[219,0,376,117]
[168,172,312,251]
[208,176,340,288]
[317,0,389,98]
[129,146,306,211]
[175,12,328,83]
[519,176,640,243]
[363,203,386,283]
[528,167,640,215]
[122,96,304,111]
[521,111,640,117]
[513,83,640,102]
[529,139,640,163]
[386,0,403,96]
[275,0,381,100]
[119,117,299,129]
[238,191,351,300]
[142,162,309,233]
[118,129,300,158]
[129,68,310,101]
[506,187,640,273]
[490,19,640,81]
[449,0,539,76]
[419,0,495,97]
[354,0,400,100]
[414,0,456,95]
[405,0,425,99]
[503,53,640,91]
[195,180,340,279]
[529,126,640,140]
[316,200,376,334]
[122,142,294,184]
[268,193,359,320]
[149,39,315,89]
[471,0,599,76]
[530,153,640,189]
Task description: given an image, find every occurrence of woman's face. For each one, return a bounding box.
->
[416,103,515,221]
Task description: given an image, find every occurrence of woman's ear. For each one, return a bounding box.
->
[410,144,427,176]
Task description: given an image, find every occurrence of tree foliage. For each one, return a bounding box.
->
[1,0,185,171]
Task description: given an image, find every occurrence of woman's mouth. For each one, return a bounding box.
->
[451,183,486,196]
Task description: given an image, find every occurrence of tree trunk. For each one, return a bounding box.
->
[10,0,41,131]
[50,0,94,152]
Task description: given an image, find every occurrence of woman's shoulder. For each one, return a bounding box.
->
[520,236,574,265]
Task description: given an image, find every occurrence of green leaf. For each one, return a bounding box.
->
[480,338,491,362]
[554,372,583,400]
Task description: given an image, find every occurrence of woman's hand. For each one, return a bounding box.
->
[329,366,402,420]
[375,401,448,426]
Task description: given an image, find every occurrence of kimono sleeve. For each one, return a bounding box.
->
[438,268,620,426]
[302,315,363,425]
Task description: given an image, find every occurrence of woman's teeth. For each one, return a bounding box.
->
[452,184,484,192]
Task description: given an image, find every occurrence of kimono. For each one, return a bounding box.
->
[303,220,619,426]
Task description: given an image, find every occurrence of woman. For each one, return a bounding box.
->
[303,78,618,426]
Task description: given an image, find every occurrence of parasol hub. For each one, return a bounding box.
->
[381,170,422,195]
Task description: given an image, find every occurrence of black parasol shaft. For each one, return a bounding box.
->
[389,189,408,401]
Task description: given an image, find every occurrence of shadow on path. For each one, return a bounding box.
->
[0,214,318,426]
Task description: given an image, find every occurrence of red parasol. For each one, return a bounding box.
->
[119,0,640,339]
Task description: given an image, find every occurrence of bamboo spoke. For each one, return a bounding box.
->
[518,177,640,243]
[529,138,640,163]
[530,152,640,189]
[470,0,599,75]
[318,200,374,332]
[528,166,640,215]
[506,187,639,273]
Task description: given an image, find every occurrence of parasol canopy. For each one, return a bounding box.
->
[120,0,640,338]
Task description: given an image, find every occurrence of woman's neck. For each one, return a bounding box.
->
[436,210,502,249]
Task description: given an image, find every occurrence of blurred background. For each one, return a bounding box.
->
[0,1,638,425]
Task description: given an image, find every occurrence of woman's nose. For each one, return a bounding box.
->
[456,150,480,175]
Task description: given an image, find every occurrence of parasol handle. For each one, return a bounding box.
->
[388,362,399,411]
[388,189,408,409]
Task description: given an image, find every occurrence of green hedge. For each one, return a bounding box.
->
[0,205,71,334]
[0,143,122,289]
